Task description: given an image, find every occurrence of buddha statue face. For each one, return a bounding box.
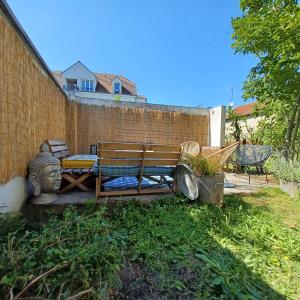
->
[29,143,62,200]
[39,165,62,193]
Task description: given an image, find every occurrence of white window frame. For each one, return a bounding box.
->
[114,82,121,94]
[81,80,94,92]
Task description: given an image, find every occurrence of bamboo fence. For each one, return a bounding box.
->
[0,10,210,185]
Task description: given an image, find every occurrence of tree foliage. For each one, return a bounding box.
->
[232,0,300,158]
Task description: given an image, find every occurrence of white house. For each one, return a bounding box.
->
[225,102,262,140]
[53,61,147,103]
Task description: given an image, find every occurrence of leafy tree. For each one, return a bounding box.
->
[226,106,243,142]
[232,0,300,158]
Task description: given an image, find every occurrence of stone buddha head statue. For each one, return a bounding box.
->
[28,143,62,204]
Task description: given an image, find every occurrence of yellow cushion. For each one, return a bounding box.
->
[62,155,98,168]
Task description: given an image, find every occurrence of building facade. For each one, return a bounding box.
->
[225,102,262,141]
[53,61,147,103]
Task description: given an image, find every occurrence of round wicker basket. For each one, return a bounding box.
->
[180,141,200,157]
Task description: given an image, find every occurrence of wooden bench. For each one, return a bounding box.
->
[95,142,182,199]
[46,140,94,193]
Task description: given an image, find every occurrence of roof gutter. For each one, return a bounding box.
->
[0,0,67,96]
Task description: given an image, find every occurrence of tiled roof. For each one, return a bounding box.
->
[233,102,255,117]
[52,71,137,96]
[95,73,136,95]
[52,71,65,87]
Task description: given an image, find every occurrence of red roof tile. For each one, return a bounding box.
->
[233,102,255,117]
[52,71,137,96]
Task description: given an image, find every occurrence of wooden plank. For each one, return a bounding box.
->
[60,173,92,193]
[145,144,181,152]
[53,150,69,159]
[101,159,142,166]
[51,145,69,153]
[47,140,66,146]
[97,188,172,197]
[144,152,180,159]
[100,150,143,159]
[99,142,144,151]
[143,159,178,166]
[138,145,146,192]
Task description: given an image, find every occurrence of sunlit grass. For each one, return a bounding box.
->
[0,188,299,299]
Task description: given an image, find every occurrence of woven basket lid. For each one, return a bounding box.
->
[175,163,199,200]
[180,141,200,157]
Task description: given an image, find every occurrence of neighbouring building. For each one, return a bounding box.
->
[53,61,147,103]
[225,102,262,140]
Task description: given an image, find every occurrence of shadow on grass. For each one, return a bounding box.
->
[3,194,295,299]
[111,196,287,299]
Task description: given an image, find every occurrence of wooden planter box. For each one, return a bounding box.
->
[197,173,224,205]
[280,180,300,198]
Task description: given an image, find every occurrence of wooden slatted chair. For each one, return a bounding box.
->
[95,142,182,199]
[46,140,95,193]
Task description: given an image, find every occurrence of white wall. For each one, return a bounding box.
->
[209,106,226,147]
[63,62,97,92]
[0,177,27,213]
[74,91,147,103]
[225,115,262,139]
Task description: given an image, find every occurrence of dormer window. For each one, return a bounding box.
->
[81,80,94,92]
[114,82,121,94]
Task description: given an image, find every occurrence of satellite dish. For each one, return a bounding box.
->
[175,164,199,200]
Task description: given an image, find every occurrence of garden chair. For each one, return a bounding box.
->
[230,144,272,183]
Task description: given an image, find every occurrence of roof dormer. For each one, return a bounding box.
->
[112,77,122,94]
[62,61,96,92]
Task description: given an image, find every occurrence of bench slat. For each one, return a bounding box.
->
[143,159,179,166]
[100,150,143,159]
[47,140,66,146]
[101,159,141,166]
[144,152,181,159]
[99,142,144,151]
[145,144,181,152]
[51,145,69,153]
[53,150,69,159]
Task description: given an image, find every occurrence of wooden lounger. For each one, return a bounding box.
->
[96,142,182,199]
[46,140,95,193]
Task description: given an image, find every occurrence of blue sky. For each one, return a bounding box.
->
[7,0,257,108]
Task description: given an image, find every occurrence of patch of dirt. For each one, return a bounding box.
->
[113,258,208,299]
[113,258,161,299]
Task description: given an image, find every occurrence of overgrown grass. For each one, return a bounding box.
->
[1,188,300,299]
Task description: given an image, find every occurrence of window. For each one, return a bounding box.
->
[64,79,78,91]
[81,80,94,92]
[114,82,121,94]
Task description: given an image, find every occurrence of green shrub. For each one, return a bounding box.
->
[0,207,125,299]
[181,154,221,175]
[266,153,300,183]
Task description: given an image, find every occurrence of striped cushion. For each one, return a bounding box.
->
[92,164,140,176]
[92,164,175,177]
[143,166,175,177]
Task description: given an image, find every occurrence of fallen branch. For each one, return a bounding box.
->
[13,262,68,299]
[68,287,94,300]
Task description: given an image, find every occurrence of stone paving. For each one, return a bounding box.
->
[49,173,277,205]
[224,172,276,195]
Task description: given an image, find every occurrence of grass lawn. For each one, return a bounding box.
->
[1,188,300,299]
